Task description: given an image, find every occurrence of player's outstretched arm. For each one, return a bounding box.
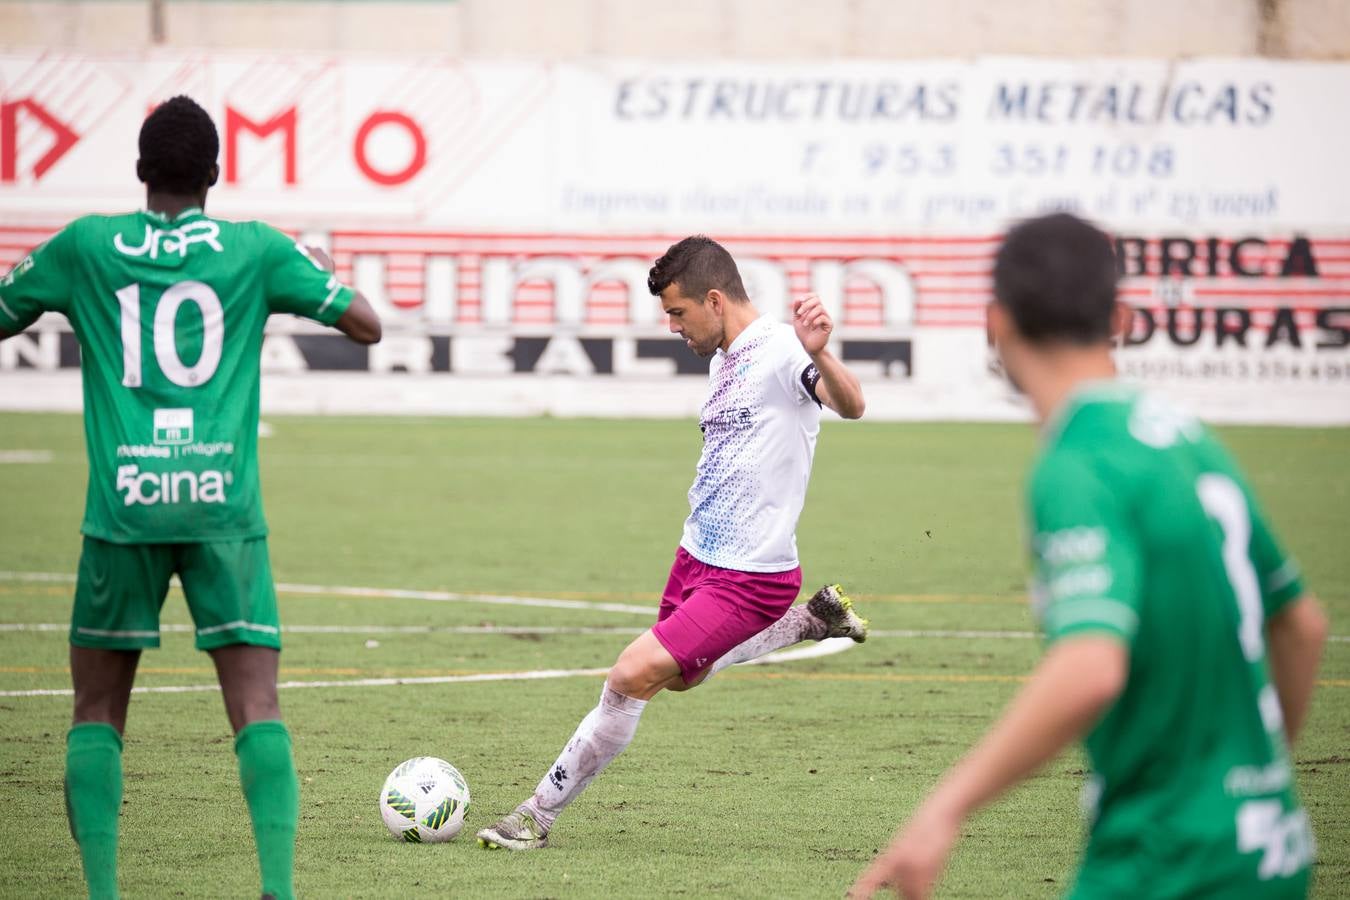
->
[791,294,865,419]
[1265,593,1328,745]
[848,634,1127,900]
[298,245,382,345]
[336,291,382,345]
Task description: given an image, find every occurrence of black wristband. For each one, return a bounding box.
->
[801,363,822,407]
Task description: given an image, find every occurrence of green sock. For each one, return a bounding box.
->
[235,721,299,900]
[65,722,123,900]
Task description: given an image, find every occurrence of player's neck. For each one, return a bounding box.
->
[1023,347,1118,426]
[718,302,762,352]
[146,192,207,220]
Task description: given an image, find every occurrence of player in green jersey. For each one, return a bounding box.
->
[850,213,1328,900]
[0,96,381,900]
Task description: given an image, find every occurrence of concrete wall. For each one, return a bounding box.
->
[1,0,1348,58]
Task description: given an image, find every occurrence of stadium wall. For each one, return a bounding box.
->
[2,1,1349,59]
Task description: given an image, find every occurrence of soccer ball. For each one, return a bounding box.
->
[379,757,471,843]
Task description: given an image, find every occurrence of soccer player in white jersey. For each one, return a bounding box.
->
[477,235,869,850]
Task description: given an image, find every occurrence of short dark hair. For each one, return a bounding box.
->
[137,96,219,194]
[993,213,1118,345]
[647,235,749,302]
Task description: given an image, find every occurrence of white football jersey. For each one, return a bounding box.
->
[680,314,822,572]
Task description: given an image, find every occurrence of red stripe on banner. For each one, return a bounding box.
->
[1190,287,1350,298]
[918,303,986,313]
[5,225,1350,333]
[918,319,985,328]
[917,286,993,296]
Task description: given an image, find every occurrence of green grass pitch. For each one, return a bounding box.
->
[0,412,1345,898]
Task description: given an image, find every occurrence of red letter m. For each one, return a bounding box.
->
[225,106,297,185]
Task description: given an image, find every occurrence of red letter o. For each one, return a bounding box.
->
[354,111,427,186]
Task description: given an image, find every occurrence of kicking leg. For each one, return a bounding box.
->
[476,632,675,850]
[68,646,140,900]
[704,584,868,680]
[211,645,297,900]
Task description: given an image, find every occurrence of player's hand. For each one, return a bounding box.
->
[791,294,834,356]
[847,803,961,900]
[305,245,336,273]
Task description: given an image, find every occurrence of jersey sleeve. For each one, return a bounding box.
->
[772,328,822,407]
[260,226,355,326]
[0,225,75,331]
[1246,492,1306,618]
[1027,453,1144,646]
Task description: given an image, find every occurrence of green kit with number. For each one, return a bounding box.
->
[1027,382,1312,897]
[0,208,354,543]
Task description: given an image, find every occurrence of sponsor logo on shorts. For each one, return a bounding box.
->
[116,464,230,506]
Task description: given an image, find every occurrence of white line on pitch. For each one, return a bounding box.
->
[0,571,658,616]
[870,628,1037,639]
[1,623,1030,639]
[0,640,853,698]
[0,450,53,464]
[0,623,646,636]
[0,572,73,584]
[2,619,1347,644]
[5,573,1345,645]
[0,667,614,698]
[272,582,659,616]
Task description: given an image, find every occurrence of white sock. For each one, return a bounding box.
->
[704,605,826,680]
[522,684,647,830]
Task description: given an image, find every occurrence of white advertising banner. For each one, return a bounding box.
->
[1,53,1347,423]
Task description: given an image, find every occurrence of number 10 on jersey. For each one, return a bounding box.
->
[117,280,225,388]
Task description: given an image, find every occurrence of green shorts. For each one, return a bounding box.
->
[71,536,281,651]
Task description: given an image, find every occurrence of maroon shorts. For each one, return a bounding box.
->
[650,546,802,683]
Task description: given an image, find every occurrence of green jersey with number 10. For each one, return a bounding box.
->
[0,209,354,544]
[1027,383,1312,899]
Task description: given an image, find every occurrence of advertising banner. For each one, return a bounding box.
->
[1,54,1347,422]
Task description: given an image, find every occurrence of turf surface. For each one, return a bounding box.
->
[0,413,1345,898]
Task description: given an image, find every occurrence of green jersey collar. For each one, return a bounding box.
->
[1043,379,1140,446]
[143,207,205,224]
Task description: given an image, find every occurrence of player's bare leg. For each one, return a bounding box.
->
[476,633,677,850]
[210,645,297,900]
[71,646,141,732]
[210,645,282,733]
[608,630,691,698]
[67,647,141,900]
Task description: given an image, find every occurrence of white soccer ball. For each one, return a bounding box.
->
[379,757,471,843]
